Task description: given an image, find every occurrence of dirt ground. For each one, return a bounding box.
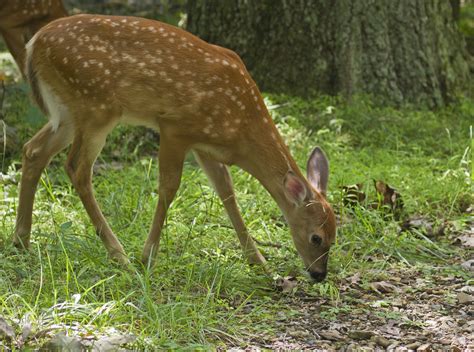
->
[230,257,473,351]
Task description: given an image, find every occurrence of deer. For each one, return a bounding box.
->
[13,14,336,282]
[0,0,67,76]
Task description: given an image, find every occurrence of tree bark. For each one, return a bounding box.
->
[187,0,470,107]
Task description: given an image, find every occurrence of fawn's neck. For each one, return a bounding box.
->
[239,125,305,223]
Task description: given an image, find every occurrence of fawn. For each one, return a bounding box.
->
[13,14,336,281]
[0,0,67,76]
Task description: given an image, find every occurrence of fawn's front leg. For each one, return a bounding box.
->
[142,136,188,268]
[193,151,266,266]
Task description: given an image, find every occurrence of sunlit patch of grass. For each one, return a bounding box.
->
[0,91,472,348]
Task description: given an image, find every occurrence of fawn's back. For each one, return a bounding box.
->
[28,14,268,151]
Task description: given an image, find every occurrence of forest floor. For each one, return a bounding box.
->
[0,63,472,350]
[237,257,473,350]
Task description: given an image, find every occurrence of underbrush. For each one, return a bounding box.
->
[0,85,472,348]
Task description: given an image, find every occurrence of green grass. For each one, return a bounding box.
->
[0,84,472,348]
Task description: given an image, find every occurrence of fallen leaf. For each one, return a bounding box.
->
[373,180,404,217]
[400,216,434,236]
[319,330,344,341]
[349,272,361,285]
[372,335,391,348]
[370,281,399,294]
[348,330,373,340]
[457,292,474,304]
[276,276,298,293]
[405,341,422,350]
[342,183,366,207]
[417,343,431,351]
[91,334,136,351]
[456,234,474,248]
[0,317,15,340]
[42,333,83,351]
[21,323,32,343]
[459,286,474,294]
[461,259,474,272]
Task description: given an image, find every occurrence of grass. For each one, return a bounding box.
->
[0,77,472,348]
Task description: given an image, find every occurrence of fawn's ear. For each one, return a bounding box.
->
[307,147,329,197]
[284,171,309,206]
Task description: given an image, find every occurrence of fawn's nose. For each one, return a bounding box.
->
[309,271,327,282]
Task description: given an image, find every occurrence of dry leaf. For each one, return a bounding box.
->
[342,183,366,207]
[42,333,83,351]
[400,216,434,236]
[461,260,474,272]
[349,272,362,285]
[457,292,474,304]
[348,330,374,340]
[374,180,404,215]
[320,330,344,341]
[0,317,15,340]
[276,276,298,293]
[91,334,136,351]
[372,335,391,348]
[417,343,431,351]
[456,234,474,248]
[370,281,399,294]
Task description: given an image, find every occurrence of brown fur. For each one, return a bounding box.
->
[13,14,336,279]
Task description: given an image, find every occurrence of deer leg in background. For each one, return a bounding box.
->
[142,134,188,268]
[193,151,266,265]
[0,27,28,76]
[13,122,73,248]
[64,120,128,264]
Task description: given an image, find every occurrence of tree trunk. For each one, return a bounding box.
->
[186,0,470,107]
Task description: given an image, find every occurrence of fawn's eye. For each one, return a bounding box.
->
[310,234,322,246]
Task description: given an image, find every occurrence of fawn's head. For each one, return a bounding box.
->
[283,147,336,282]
